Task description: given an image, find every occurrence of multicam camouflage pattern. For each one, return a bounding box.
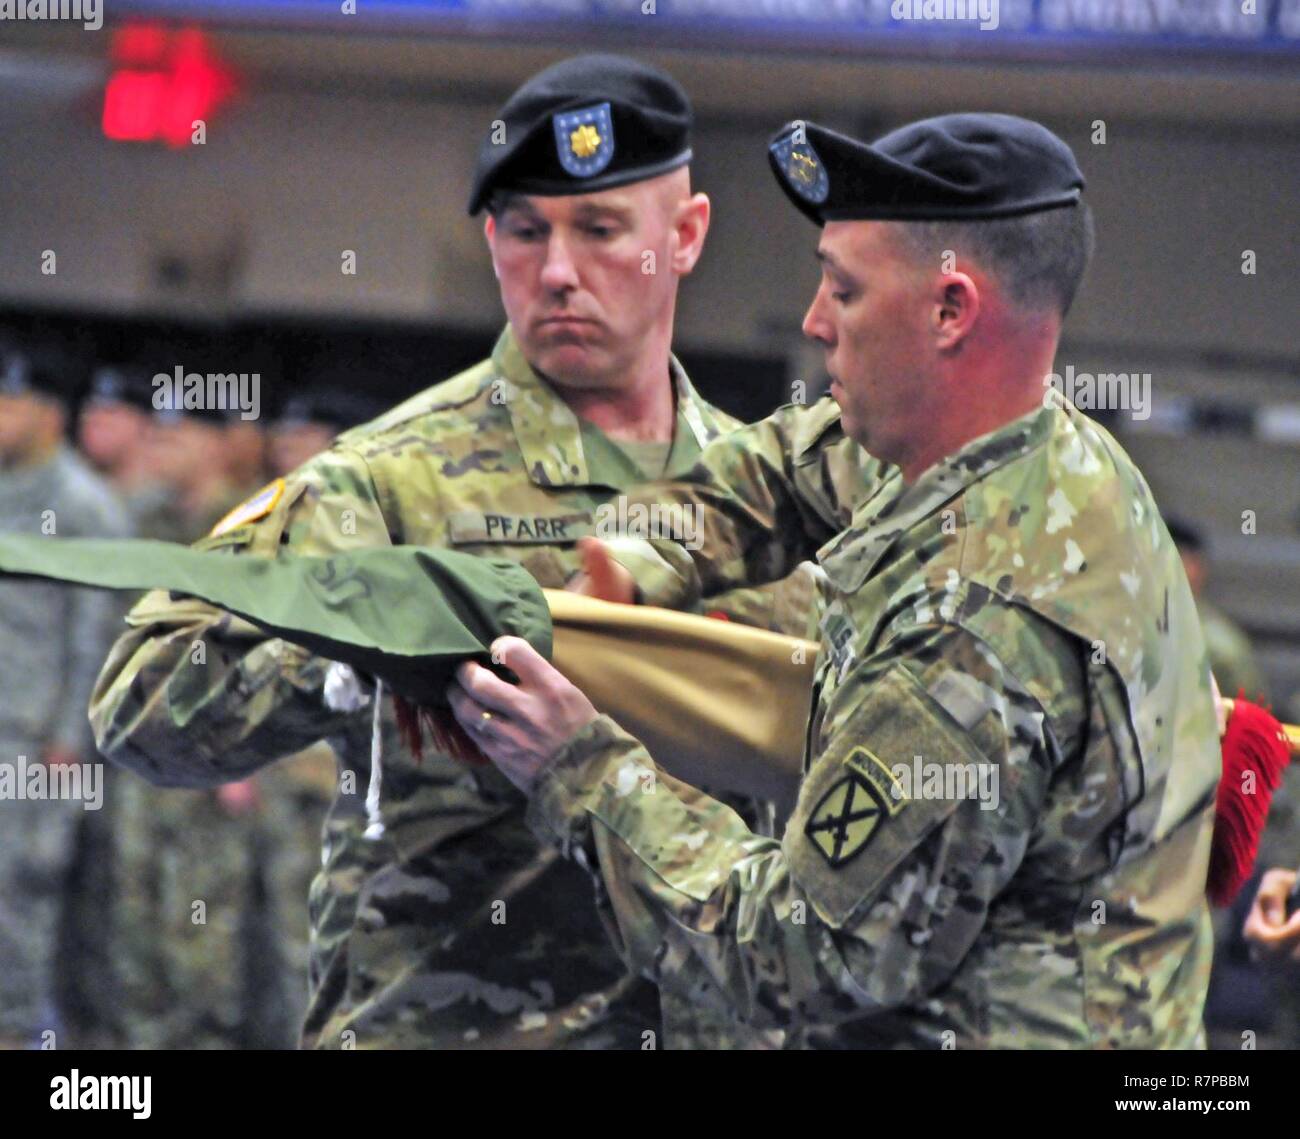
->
[256,743,340,1037]
[1194,602,1294,1050]
[93,483,305,1049]
[91,326,817,1050]
[107,775,293,1049]
[0,445,130,1045]
[526,391,1222,1048]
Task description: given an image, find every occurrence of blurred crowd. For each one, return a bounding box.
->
[0,339,382,1049]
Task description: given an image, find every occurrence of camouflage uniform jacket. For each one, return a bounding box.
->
[90,327,815,1050]
[526,393,1222,1048]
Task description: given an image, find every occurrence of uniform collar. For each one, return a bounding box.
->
[492,325,715,489]
[819,398,1059,591]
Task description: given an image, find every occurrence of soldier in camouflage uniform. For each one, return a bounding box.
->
[0,349,130,1048]
[449,114,1223,1048]
[1168,517,1268,702]
[1166,517,1300,1047]
[253,385,387,1045]
[79,368,299,1048]
[91,56,815,1049]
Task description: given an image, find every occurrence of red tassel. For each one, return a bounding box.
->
[392,693,488,766]
[1208,695,1292,907]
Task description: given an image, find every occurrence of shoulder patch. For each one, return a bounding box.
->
[209,478,285,538]
[805,769,889,868]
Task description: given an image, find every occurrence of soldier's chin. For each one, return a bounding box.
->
[839,408,871,449]
[535,342,609,388]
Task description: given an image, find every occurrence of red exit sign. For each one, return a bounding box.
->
[103,24,237,147]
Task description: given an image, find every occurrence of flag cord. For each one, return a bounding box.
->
[364,677,386,840]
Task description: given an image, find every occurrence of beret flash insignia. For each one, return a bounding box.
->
[553,102,615,179]
[771,135,829,205]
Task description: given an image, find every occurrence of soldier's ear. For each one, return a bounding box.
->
[670,192,710,276]
[933,272,979,352]
[483,215,500,280]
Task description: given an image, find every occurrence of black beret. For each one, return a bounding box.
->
[147,364,232,427]
[86,365,157,413]
[0,347,81,405]
[769,113,1085,226]
[467,53,693,216]
[276,388,381,433]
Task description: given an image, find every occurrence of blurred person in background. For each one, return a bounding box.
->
[1166,516,1298,1047]
[266,387,383,478]
[66,362,154,1048]
[76,361,294,1048]
[77,365,159,500]
[1169,517,1267,702]
[0,346,130,1048]
[222,410,268,502]
[1243,867,1300,961]
[144,402,242,542]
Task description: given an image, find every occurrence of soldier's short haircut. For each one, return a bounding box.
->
[892,202,1095,319]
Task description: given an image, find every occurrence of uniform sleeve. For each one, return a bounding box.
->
[53,485,134,755]
[89,446,402,787]
[607,399,888,611]
[525,618,1077,1031]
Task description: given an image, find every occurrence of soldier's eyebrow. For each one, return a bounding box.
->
[499,200,545,226]
[573,202,633,226]
[816,248,859,284]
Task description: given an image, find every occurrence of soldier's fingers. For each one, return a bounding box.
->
[446,679,479,726]
[446,679,505,736]
[490,635,561,689]
[1256,869,1296,925]
[1247,912,1300,948]
[577,536,636,604]
[457,657,529,715]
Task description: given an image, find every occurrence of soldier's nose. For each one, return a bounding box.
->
[802,299,834,348]
[539,236,580,293]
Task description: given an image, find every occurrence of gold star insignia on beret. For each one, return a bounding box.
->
[570,124,602,159]
[789,151,818,184]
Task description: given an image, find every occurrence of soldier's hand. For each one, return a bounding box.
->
[569,537,636,604]
[1243,868,1300,964]
[447,636,598,794]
